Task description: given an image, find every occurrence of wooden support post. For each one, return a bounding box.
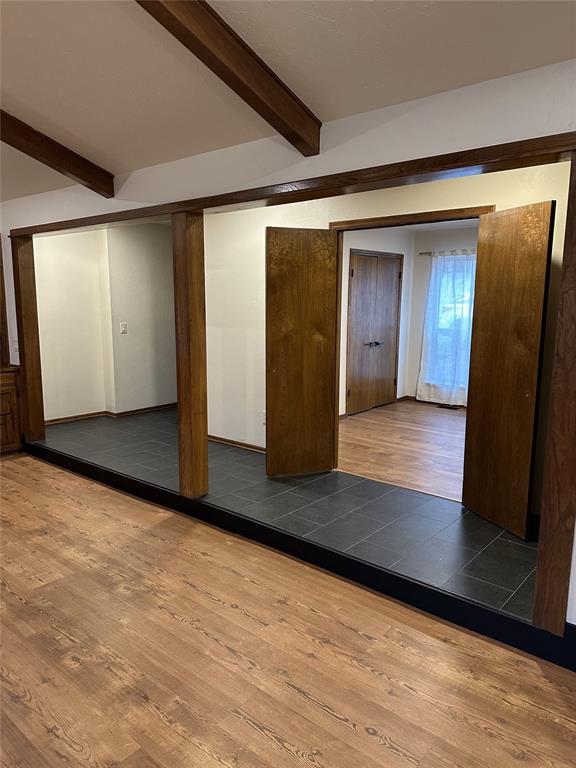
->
[172,212,208,497]
[11,235,45,441]
[534,151,576,635]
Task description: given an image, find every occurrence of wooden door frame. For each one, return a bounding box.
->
[11,218,208,499]
[9,134,576,637]
[344,248,403,416]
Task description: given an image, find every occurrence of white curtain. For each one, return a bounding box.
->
[416,250,476,406]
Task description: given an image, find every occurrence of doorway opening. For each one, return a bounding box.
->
[338,220,478,504]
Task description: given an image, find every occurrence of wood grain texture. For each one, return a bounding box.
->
[463,202,554,538]
[1,454,575,768]
[266,227,338,476]
[1,366,22,453]
[534,152,576,635]
[172,212,208,497]
[371,254,402,407]
[339,400,466,500]
[1,236,10,366]
[0,110,114,198]
[346,251,378,414]
[136,0,321,156]
[10,134,573,237]
[10,235,45,442]
[330,205,496,232]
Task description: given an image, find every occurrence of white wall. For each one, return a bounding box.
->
[340,228,415,411]
[106,224,176,412]
[406,226,479,395]
[205,161,569,447]
[1,60,575,622]
[34,229,112,421]
[35,223,176,420]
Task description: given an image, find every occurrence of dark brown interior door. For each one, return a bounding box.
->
[346,252,377,415]
[371,255,402,407]
[463,201,555,538]
[346,250,401,415]
[266,227,339,477]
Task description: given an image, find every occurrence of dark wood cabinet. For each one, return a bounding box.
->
[1,366,22,453]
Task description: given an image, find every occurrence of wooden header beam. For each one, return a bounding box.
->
[10,131,576,238]
[136,0,321,157]
[1,111,115,198]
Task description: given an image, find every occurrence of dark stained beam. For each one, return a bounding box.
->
[1,111,115,198]
[136,0,321,157]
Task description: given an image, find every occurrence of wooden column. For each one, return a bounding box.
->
[172,212,208,497]
[534,152,576,635]
[11,235,45,441]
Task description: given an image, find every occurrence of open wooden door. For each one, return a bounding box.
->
[266,227,339,477]
[463,201,555,538]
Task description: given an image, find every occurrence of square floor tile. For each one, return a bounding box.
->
[292,491,362,524]
[415,496,465,524]
[441,573,513,610]
[206,494,255,512]
[363,512,451,556]
[434,512,503,552]
[236,480,292,502]
[304,513,385,550]
[460,539,537,591]
[241,492,312,521]
[390,539,477,587]
[271,514,320,537]
[291,472,363,500]
[342,479,396,502]
[501,570,536,621]
[345,541,400,569]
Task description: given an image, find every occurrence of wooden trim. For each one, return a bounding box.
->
[330,205,495,232]
[136,0,320,157]
[333,233,344,465]
[172,212,208,497]
[208,434,265,454]
[10,133,574,237]
[0,110,114,198]
[534,151,576,635]
[0,236,10,366]
[11,236,45,441]
[44,402,178,425]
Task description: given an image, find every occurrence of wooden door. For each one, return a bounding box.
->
[463,201,555,538]
[266,227,339,477]
[371,255,402,407]
[346,250,401,415]
[346,252,378,414]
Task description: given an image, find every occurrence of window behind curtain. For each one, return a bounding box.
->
[416,250,476,406]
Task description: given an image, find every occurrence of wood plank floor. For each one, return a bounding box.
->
[338,400,466,501]
[1,455,575,768]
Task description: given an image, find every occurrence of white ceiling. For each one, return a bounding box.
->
[1,0,575,201]
[212,1,576,122]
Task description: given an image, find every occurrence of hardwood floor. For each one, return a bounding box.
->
[338,400,466,501]
[2,455,575,768]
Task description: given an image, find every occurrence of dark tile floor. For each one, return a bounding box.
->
[38,408,538,622]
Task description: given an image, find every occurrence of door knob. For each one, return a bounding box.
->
[373,341,382,347]
[364,342,374,347]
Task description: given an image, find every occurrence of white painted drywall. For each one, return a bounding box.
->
[406,226,479,395]
[106,224,177,412]
[340,228,415,411]
[34,229,112,421]
[34,223,176,420]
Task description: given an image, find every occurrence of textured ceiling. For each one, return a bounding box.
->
[212,0,576,122]
[1,0,575,201]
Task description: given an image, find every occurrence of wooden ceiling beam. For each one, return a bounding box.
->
[1,110,115,198]
[136,0,321,157]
